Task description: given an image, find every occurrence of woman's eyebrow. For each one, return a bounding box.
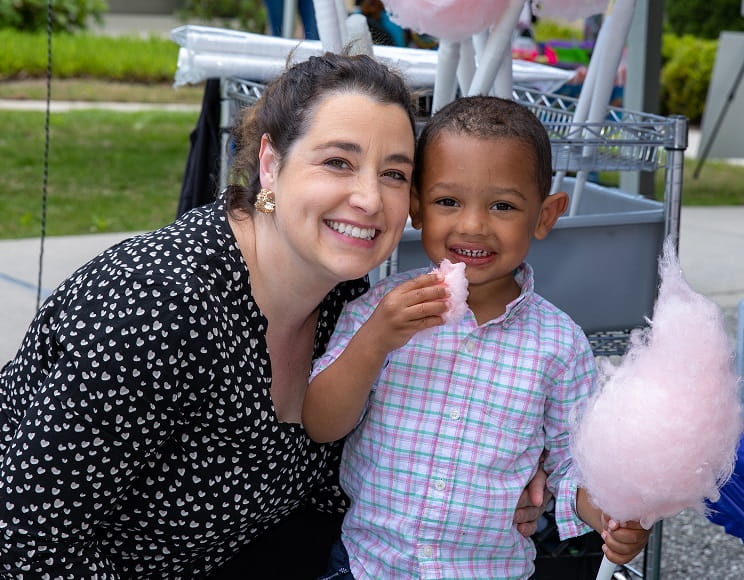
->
[315,141,413,167]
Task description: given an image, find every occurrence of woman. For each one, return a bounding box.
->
[0,53,545,578]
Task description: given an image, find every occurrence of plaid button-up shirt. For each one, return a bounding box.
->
[311,263,596,579]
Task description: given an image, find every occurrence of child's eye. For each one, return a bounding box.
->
[435,198,459,207]
[492,201,515,211]
[325,158,351,170]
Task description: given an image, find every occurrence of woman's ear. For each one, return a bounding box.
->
[534,191,569,240]
[258,133,278,189]
[409,188,423,230]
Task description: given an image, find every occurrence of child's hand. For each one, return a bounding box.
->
[600,516,650,565]
[365,273,448,352]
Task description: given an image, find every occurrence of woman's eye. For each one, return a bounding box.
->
[325,158,350,170]
[383,169,408,182]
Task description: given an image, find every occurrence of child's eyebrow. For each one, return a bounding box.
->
[428,182,528,200]
[314,141,414,167]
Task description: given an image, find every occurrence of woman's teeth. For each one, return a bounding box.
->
[327,221,376,241]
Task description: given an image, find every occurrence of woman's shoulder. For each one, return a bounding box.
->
[84,202,233,285]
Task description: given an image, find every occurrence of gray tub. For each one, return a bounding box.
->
[371,179,664,334]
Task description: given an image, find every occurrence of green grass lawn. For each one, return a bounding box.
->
[1,108,199,239]
[2,85,743,241]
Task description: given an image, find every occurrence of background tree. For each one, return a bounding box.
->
[665,0,744,39]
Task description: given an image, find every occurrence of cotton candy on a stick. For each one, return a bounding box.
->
[571,237,743,529]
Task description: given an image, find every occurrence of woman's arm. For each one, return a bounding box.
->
[0,287,211,576]
[303,273,447,443]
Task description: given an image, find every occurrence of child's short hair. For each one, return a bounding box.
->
[414,96,553,199]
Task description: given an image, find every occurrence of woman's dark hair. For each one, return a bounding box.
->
[225,52,417,213]
[414,96,553,200]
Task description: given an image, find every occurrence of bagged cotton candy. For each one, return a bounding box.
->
[384,0,509,41]
[432,258,469,324]
[570,237,743,529]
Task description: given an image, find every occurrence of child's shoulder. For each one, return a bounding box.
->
[528,290,585,336]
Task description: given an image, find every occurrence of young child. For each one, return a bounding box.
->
[303,96,650,579]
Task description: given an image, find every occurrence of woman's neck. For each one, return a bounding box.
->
[229,213,334,329]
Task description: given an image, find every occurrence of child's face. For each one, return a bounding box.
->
[411,132,566,295]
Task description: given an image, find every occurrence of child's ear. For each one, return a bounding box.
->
[409,188,423,230]
[533,191,569,240]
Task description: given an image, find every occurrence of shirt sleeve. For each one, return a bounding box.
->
[543,326,597,540]
[0,278,216,578]
[310,281,388,382]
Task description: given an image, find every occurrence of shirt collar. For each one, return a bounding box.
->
[499,262,534,328]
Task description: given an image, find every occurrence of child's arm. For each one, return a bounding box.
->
[576,487,651,565]
[303,273,447,443]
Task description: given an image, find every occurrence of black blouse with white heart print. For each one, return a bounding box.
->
[0,199,367,578]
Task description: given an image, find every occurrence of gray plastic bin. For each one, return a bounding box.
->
[371,178,664,334]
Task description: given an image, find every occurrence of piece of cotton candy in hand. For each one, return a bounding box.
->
[570,237,743,529]
[432,258,469,324]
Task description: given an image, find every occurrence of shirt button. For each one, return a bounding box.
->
[434,479,446,491]
[422,546,434,557]
[449,409,461,420]
[464,340,475,353]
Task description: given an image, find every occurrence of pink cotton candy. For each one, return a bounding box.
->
[384,0,510,41]
[570,237,743,529]
[432,258,469,324]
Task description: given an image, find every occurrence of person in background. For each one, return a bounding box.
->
[304,95,651,579]
[355,0,407,46]
[263,0,319,39]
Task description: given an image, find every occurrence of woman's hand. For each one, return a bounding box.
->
[513,459,552,537]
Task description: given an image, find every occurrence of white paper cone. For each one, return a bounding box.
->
[595,555,618,580]
[466,0,524,96]
[312,0,343,52]
[570,0,637,214]
[491,52,513,98]
[334,0,349,46]
[433,40,461,113]
[456,38,476,97]
[345,13,374,57]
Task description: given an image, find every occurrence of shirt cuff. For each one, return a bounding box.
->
[553,468,594,540]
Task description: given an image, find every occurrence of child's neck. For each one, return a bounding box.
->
[467,277,521,326]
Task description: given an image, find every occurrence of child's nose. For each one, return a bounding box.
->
[457,208,488,234]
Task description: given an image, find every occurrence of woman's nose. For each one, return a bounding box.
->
[349,173,384,215]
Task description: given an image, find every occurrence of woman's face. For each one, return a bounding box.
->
[260,92,415,284]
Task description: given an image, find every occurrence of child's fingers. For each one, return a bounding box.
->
[389,274,448,308]
[600,520,650,563]
[401,273,448,295]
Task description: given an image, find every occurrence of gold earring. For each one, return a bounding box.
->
[254,188,276,214]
